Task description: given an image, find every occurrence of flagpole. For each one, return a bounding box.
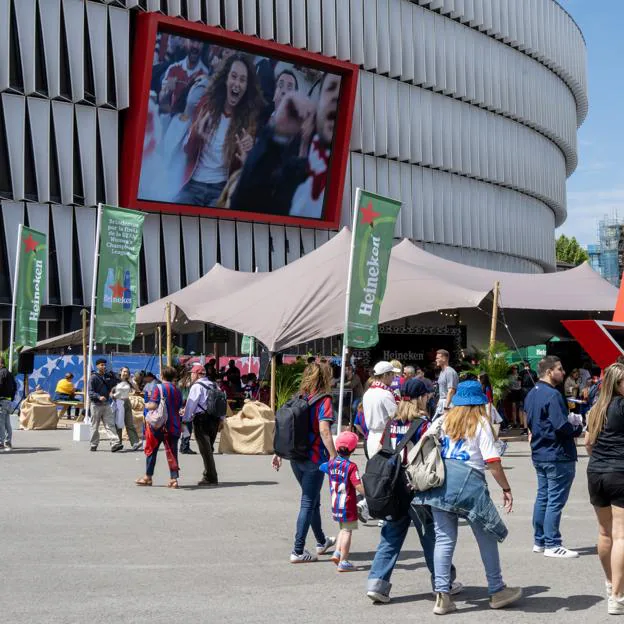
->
[337,188,362,432]
[86,204,104,421]
[8,224,24,373]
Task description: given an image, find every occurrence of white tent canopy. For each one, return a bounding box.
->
[31,227,618,352]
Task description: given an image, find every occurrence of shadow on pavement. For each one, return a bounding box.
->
[2,447,61,454]
[575,545,598,556]
[178,480,278,490]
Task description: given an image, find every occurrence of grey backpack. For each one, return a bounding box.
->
[405,425,445,492]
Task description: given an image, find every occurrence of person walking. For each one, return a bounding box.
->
[0,358,16,451]
[434,349,459,420]
[271,362,337,563]
[519,361,538,435]
[363,361,400,458]
[319,431,365,572]
[367,378,463,604]
[524,356,583,558]
[414,380,522,614]
[111,367,142,451]
[136,366,183,488]
[178,369,197,455]
[88,358,122,453]
[183,363,225,486]
[585,363,624,614]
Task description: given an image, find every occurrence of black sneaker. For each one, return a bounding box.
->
[111,443,123,453]
[90,445,97,452]
[521,428,529,436]
[180,448,197,455]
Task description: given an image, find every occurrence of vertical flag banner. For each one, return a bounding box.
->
[15,227,47,347]
[95,206,145,345]
[346,190,401,349]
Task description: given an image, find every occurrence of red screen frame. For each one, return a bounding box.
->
[120,12,359,230]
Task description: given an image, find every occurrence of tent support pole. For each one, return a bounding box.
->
[489,281,501,354]
[77,308,88,422]
[165,302,172,367]
[270,354,276,413]
[157,327,163,377]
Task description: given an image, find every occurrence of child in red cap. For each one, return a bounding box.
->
[319,431,365,572]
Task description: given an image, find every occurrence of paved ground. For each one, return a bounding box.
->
[0,431,610,623]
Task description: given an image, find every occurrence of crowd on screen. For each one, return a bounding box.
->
[138,33,341,220]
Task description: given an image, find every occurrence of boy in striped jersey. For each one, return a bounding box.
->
[320,431,365,572]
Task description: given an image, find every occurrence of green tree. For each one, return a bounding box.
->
[556,234,589,266]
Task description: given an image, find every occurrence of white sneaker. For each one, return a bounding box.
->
[3,445,11,452]
[532,545,545,553]
[367,591,390,604]
[290,549,318,563]
[544,546,579,558]
[316,536,336,555]
[608,595,624,615]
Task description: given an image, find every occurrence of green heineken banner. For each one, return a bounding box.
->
[14,226,47,347]
[241,335,255,353]
[346,189,401,349]
[94,205,145,345]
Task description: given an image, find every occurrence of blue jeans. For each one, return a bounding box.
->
[433,508,504,595]
[367,506,456,596]
[0,399,12,445]
[176,179,226,207]
[532,460,576,548]
[290,460,326,555]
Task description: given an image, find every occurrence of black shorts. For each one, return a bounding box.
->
[587,471,624,508]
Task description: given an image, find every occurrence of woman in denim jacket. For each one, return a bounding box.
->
[414,380,522,615]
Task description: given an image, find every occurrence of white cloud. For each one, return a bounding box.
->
[558,188,624,247]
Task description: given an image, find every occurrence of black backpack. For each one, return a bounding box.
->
[195,381,228,420]
[273,394,330,461]
[363,420,421,521]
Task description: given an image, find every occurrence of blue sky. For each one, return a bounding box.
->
[557,1,624,246]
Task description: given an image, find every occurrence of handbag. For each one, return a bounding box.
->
[405,422,445,492]
[145,385,168,430]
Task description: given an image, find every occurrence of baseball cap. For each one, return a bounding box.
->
[335,431,359,453]
[401,378,428,399]
[373,361,401,376]
[191,364,205,374]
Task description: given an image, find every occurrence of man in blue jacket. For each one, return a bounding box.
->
[525,356,583,559]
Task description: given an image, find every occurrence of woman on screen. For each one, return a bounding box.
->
[175,53,264,207]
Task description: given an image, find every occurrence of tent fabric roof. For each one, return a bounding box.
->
[392,239,618,311]
[31,227,618,352]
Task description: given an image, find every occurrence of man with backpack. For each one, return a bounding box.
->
[183,363,227,487]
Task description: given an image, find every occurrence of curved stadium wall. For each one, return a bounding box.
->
[0,0,587,338]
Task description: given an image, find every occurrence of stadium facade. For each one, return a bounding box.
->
[0,0,587,346]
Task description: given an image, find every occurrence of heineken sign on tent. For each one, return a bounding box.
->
[94,205,145,345]
[346,189,401,349]
[14,226,47,347]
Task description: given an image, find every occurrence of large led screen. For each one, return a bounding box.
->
[122,15,358,228]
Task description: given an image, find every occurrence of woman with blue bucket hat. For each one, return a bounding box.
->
[413,380,522,615]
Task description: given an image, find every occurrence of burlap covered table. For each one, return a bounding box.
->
[20,391,59,430]
[218,400,275,455]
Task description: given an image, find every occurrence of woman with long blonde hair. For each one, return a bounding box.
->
[367,378,465,604]
[272,363,337,563]
[413,380,521,615]
[585,363,624,614]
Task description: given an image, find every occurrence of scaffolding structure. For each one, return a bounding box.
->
[595,216,622,287]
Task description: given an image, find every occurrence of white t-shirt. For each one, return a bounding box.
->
[193,114,230,184]
[363,386,398,433]
[439,418,500,472]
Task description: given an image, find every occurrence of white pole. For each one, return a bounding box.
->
[248,339,253,374]
[8,224,24,373]
[337,188,362,431]
[86,204,104,421]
